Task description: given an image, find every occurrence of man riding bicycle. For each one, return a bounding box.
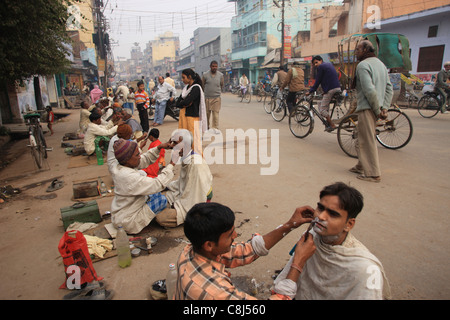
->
[239,73,249,95]
[435,61,450,114]
[281,62,305,114]
[306,56,342,132]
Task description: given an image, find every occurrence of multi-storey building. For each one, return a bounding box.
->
[228,0,340,83]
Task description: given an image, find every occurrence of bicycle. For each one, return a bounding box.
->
[256,81,271,102]
[288,90,353,138]
[24,111,49,169]
[238,85,251,103]
[417,89,449,118]
[337,105,413,158]
[399,74,424,109]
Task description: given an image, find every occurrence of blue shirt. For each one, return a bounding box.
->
[309,62,341,94]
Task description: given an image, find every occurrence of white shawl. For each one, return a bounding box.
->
[273,230,391,300]
[165,152,213,226]
[181,84,208,133]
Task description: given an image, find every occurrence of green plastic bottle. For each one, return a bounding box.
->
[95,144,104,165]
[116,225,132,268]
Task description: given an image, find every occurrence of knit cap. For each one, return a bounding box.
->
[114,138,137,164]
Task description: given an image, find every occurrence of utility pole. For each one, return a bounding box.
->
[274,0,286,67]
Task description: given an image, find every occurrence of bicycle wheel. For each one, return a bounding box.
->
[264,96,273,114]
[418,95,440,118]
[330,95,351,124]
[376,109,413,150]
[29,134,43,169]
[337,113,358,158]
[257,90,264,102]
[271,101,286,122]
[244,91,251,103]
[289,104,314,138]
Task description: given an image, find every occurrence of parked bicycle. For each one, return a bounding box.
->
[336,104,413,158]
[288,90,353,138]
[24,111,49,169]
[417,89,449,118]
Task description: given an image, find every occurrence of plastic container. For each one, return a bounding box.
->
[116,225,132,268]
[166,263,177,300]
[98,177,107,195]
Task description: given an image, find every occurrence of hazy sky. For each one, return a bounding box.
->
[104,0,237,60]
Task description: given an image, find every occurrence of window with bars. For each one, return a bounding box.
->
[417,45,445,72]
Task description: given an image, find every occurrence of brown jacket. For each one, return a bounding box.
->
[282,67,305,92]
[274,70,288,86]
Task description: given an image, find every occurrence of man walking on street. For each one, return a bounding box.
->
[202,61,224,134]
[165,72,176,89]
[349,40,393,183]
[152,76,176,127]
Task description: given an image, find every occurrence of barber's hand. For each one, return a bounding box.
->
[139,139,147,150]
[305,91,311,96]
[158,141,173,150]
[293,233,316,264]
[287,206,315,229]
[379,109,388,120]
[115,119,125,126]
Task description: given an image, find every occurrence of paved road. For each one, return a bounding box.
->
[0,93,448,299]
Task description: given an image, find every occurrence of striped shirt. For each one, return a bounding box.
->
[134,90,149,109]
[174,234,290,300]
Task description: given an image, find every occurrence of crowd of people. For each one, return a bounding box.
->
[68,47,447,300]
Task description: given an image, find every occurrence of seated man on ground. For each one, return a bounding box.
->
[109,138,177,234]
[119,108,146,141]
[155,129,213,228]
[272,182,391,300]
[141,128,165,178]
[78,101,91,135]
[106,123,134,169]
[173,202,316,300]
[83,112,120,156]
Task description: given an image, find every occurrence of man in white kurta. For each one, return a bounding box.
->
[83,113,118,156]
[156,129,213,228]
[109,139,175,234]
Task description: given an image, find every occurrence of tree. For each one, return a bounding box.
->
[0,0,80,83]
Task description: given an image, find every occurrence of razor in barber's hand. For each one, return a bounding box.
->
[304,221,315,241]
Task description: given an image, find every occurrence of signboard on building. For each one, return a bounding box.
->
[284,25,292,59]
[249,57,258,65]
[98,59,106,72]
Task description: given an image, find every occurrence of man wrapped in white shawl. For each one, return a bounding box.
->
[155,129,213,228]
[272,182,391,300]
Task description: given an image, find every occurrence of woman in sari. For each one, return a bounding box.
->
[176,68,207,154]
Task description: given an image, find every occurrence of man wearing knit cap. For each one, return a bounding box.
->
[106,124,133,169]
[109,138,178,234]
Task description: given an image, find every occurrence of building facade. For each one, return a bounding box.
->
[228,0,341,83]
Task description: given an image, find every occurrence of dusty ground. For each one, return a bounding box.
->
[0,93,449,300]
